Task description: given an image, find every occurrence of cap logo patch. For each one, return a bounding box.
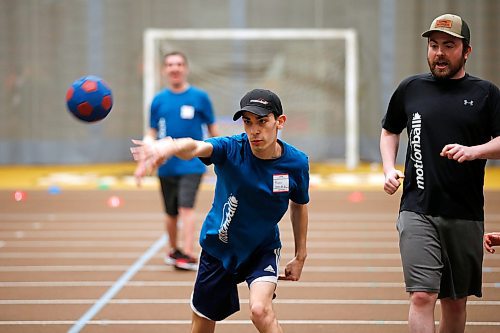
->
[435,19,452,28]
[250,99,269,105]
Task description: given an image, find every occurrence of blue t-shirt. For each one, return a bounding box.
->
[199,133,310,272]
[150,86,215,176]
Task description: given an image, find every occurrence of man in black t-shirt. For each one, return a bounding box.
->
[380,13,500,333]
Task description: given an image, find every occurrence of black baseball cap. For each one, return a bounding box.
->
[233,89,283,121]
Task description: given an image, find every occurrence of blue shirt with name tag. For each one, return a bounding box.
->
[199,133,309,272]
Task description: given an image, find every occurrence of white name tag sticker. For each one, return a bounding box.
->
[273,174,289,193]
[180,105,195,119]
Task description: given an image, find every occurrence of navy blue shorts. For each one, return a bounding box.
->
[191,247,281,321]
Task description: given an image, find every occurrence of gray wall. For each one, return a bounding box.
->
[1,0,499,164]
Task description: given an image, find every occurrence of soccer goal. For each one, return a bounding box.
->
[143,29,359,169]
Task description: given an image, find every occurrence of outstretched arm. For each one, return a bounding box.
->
[380,129,404,195]
[279,202,308,281]
[130,137,213,183]
[484,232,500,254]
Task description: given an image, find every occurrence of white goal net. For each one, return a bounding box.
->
[143,29,359,169]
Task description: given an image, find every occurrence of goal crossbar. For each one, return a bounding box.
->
[143,28,359,169]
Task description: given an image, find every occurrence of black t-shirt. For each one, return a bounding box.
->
[382,73,500,220]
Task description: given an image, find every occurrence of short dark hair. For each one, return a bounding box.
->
[163,51,188,66]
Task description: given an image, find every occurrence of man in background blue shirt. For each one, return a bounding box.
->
[136,51,219,270]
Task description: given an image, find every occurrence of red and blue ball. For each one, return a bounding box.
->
[66,75,113,122]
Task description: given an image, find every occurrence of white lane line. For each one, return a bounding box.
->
[2,211,500,221]
[2,265,500,273]
[0,240,158,247]
[0,265,173,272]
[0,252,146,258]
[0,265,404,272]
[0,231,160,238]
[0,230,399,238]
[1,299,500,305]
[1,281,500,288]
[0,281,192,287]
[0,240,398,248]
[2,252,500,260]
[1,320,499,326]
[0,213,164,221]
[0,212,348,221]
[67,234,166,333]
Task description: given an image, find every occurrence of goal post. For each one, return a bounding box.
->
[143,28,359,169]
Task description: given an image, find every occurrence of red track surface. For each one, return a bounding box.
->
[0,189,499,333]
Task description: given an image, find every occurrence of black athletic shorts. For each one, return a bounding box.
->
[159,174,202,216]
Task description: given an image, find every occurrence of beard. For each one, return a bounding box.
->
[428,55,466,80]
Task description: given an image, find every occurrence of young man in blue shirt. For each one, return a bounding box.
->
[132,88,309,333]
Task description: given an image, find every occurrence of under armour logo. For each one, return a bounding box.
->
[464,100,474,106]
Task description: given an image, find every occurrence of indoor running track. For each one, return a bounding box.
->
[0,189,499,333]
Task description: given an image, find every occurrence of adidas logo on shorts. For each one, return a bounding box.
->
[264,265,276,274]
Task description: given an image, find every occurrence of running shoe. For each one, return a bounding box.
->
[175,255,198,271]
[164,248,185,266]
